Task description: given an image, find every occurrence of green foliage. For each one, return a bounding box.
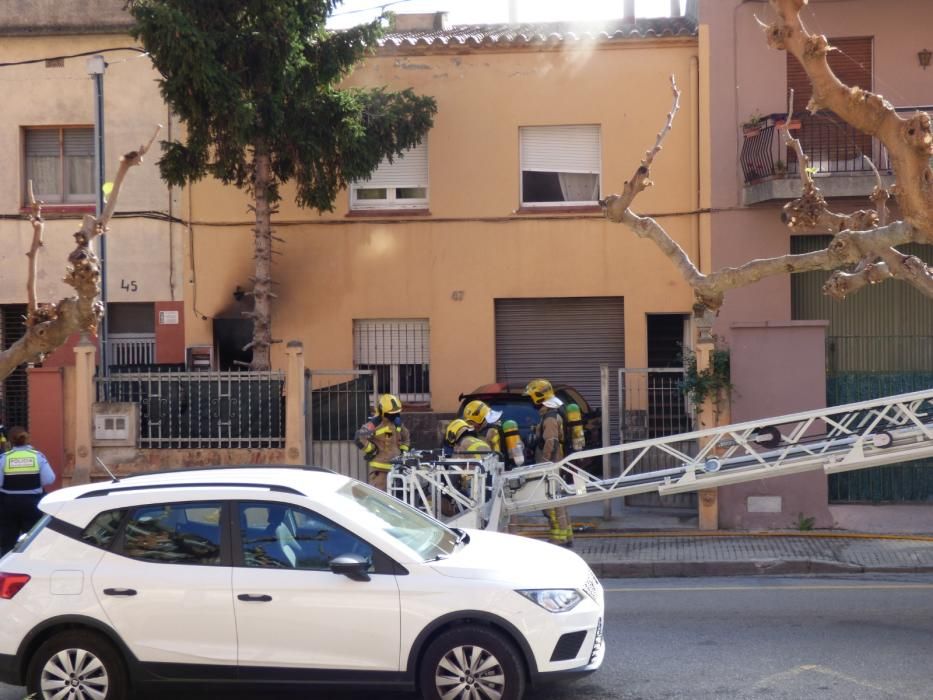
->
[681,341,733,416]
[794,512,816,531]
[125,0,438,206]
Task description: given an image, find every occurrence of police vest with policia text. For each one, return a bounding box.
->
[2,449,42,491]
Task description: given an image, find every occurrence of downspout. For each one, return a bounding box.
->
[691,55,701,272]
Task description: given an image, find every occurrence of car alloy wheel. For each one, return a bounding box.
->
[435,643,505,699]
[420,625,525,700]
[40,647,110,699]
[28,631,128,700]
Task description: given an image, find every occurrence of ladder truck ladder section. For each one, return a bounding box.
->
[389,389,933,531]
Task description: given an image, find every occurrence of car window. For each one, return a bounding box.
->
[333,481,458,561]
[462,399,540,433]
[122,502,222,566]
[81,509,125,550]
[238,502,374,571]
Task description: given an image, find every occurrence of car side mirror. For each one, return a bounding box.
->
[330,554,371,582]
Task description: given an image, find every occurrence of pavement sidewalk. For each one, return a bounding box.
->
[517,503,933,578]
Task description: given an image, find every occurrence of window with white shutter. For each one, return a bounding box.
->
[520,125,601,206]
[24,127,95,204]
[350,141,429,210]
[353,319,430,403]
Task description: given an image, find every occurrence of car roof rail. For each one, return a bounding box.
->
[118,464,335,480]
[75,481,306,499]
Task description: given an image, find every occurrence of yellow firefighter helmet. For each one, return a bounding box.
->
[377,394,403,417]
[445,418,473,445]
[523,378,555,405]
[463,400,492,429]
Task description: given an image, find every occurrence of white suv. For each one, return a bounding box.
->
[0,467,604,700]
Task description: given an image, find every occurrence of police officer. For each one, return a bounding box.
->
[355,394,410,491]
[462,399,525,468]
[0,427,56,555]
[524,379,574,547]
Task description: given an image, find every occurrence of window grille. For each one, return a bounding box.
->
[353,319,430,404]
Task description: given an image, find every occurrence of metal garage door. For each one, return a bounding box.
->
[494,297,624,410]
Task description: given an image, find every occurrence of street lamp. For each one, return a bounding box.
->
[86,55,108,377]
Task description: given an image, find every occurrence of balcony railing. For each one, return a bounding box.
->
[740,107,931,186]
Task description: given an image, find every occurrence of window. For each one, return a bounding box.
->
[238,502,373,571]
[81,510,126,549]
[23,127,94,204]
[350,141,428,210]
[520,125,601,206]
[354,319,430,403]
[122,502,223,565]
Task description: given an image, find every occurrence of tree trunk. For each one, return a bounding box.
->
[249,144,274,370]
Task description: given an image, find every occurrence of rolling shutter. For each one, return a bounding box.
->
[494,297,624,409]
[355,141,428,188]
[520,125,601,174]
[787,36,873,108]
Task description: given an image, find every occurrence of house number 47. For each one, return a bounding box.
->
[121,279,139,292]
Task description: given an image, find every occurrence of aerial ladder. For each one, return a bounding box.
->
[388,388,933,532]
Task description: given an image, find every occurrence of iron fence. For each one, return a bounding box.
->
[306,369,378,481]
[740,107,931,185]
[96,370,285,449]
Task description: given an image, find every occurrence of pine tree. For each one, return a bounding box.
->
[127,0,437,369]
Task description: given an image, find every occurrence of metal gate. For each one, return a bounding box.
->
[1,304,28,429]
[618,368,697,509]
[305,369,377,481]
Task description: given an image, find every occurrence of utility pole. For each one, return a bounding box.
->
[87,55,108,378]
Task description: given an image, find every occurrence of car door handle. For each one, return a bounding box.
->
[237,594,273,602]
[103,588,137,597]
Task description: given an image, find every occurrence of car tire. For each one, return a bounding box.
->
[27,630,128,700]
[419,624,526,700]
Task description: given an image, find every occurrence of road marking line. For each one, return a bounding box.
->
[604,583,933,592]
[754,664,921,699]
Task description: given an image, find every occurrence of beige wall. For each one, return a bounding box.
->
[185,39,702,411]
[0,33,182,304]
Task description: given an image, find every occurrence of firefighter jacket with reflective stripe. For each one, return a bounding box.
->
[1,448,42,492]
[533,408,565,463]
[481,425,502,455]
[453,435,492,455]
[355,417,411,470]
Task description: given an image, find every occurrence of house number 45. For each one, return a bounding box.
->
[121,279,139,292]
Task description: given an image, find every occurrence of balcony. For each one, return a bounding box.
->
[739,107,930,205]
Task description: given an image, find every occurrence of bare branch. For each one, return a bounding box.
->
[25,181,45,326]
[0,126,161,382]
[768,0,933,241]
[602,75,681,221]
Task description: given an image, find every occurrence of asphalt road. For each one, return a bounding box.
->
[4,574,933,700]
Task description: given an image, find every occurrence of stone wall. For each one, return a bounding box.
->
[0,0,131,35]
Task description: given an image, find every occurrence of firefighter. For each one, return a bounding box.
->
[444,419,492,455]
[523,379,574,547]
[0,427,56,555]
[462,400,525,468]
[355,394,410,491]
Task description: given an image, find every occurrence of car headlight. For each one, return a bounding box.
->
[516,589,583,613]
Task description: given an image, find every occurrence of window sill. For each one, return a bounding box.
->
[20,204,95,216]
[346,208,431,218]
[514,205,603,215]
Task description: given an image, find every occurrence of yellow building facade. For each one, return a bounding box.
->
[183,14,703,415]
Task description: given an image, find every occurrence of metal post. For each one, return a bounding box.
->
[600,364,611,521]
[87,55,108,378]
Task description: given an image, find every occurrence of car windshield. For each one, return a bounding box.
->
[333,481,459,561]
